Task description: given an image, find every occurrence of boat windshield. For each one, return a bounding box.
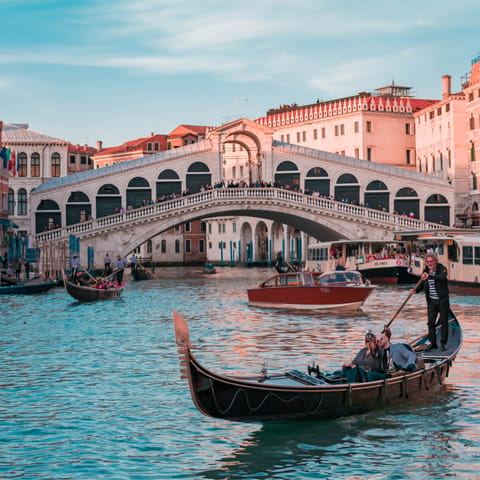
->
[317,271,363,285]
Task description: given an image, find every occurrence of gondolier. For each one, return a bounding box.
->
[413,254,450,351]
[114,254,127,284]
[71,255,80,282]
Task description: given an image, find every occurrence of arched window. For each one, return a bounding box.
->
[51,152,61,177]
[18,189,27,215]
[31,152,40,177]
[8,189,14,215]
[17,152,27,177]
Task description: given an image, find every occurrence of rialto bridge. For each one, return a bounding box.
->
[31,118,453,267]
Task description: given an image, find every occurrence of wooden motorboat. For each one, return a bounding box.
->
[173,310,462,422]
[0,280,57,295]
[62,271,125,301]
[247,270,374,310]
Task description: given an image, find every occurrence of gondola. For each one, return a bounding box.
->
[173,310,462,422]
[0,280,57,295]
[62,270,125,302]
[131,267,151,281]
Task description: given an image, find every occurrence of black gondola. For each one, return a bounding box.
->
[173,310,462,422]
[62,270,125,302]
[131,267,151,281]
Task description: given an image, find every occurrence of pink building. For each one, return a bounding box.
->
[256,84,437,170]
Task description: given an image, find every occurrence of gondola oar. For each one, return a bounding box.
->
[383,277,423,331]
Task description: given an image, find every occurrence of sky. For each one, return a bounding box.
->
[1,0,479,147]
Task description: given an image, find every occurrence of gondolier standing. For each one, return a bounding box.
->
[71,255,80,283]
[412,254,450,351]
[130,253,138,272]
[114,254,127,284]
[104,253,112,275]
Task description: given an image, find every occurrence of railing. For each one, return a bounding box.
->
[34,188,443,244]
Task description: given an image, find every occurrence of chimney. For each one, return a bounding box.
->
[442,75,451,99]
[96,140,103,152]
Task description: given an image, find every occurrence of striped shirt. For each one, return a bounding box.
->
[427,274,439,300]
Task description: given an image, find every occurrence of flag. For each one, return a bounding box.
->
[8,150,16,176]
[0,146,7,169]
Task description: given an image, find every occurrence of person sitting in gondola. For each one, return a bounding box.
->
[342,330,387,382]
[376,327,418,374]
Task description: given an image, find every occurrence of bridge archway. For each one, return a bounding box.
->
[66,191,91,225]
[365,180,389,211]
[394,187,419,218]
[36,199,61,232]
[96,184,122,218]
[425,194,450,225]
[275,161,300,189]
[156,169,181,199]
[127,177,151,209]
[335,173,359,203]
[305,167,330,196]
[186,162,211,193]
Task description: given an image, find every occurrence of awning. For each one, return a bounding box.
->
[0,219,19,228]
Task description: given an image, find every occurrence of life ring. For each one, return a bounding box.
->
[396,259,402,265]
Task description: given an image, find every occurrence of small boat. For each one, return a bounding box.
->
[203,264,217,274]
[62,271,125,301]
[131,267,152,281]
[247,270,374,310]
[173,310,462,422]
[306,239,417,285]
[0,280,57,295]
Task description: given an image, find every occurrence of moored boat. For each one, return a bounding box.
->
[62,271,125,301]
[173,310,462,422]
[0,280,57,295]
[247,270,374,310]
[131,267,152,281]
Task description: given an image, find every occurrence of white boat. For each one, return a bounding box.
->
[306,239,417,285]
[394,229,480,293]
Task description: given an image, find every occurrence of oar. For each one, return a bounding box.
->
[84,269,98,284]
[383,277,423,331]
[138,261,160,280]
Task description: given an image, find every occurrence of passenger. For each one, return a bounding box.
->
[376,327,417,373]
[342,330,386,382]
[335,258,346,271]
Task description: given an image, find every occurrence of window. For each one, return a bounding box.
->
[469,92,474,102]
[355,148,360,158]
[280,135,284,142]
[366,121,371,133]
[233,222,237,233]
[161,240,167,253]
[296,132,301,142]
[313,129,318,140]
[185,222,191,232]
[367,148,372,161]
[208,223,212,234]
[321,128,326,138]
[18,189,27,215]
[185,239,191,253]
[200,221,206,233]
[286,134,290,143]
[147,143,152,151]
[470,116,475,130]
[147,240,152,254]
[302,131,306,141]
[8,189,14,215]
[334,125,339,136]
[340,124,345,135]
[475,246,480,265]
[51,153,61,177]
[437,107,442,116]
[406,150,411,164]
[471,142,475,162]
[445,103,450,112]
[405,123,411,135]
[69,155,76,164]
[154,143,159,151]
[80,155,87,165]
[17,152,27,177]
[175,240,181,253]
[199,239,205,253]
[31,153,40,177]
[354,121,359,133]
[463,246,473,265]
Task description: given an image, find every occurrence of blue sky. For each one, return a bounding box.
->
[1,0,479,147]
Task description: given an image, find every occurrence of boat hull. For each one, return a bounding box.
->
[63,273,124,302]
[0,281,57,295]
[358,265,418,285]
[247,285,373,310]
[174,312,461,422]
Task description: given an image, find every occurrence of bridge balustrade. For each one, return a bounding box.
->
[34,187,442,245]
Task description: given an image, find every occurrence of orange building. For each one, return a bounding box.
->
[256,83,437,170]
[67,143,97,175]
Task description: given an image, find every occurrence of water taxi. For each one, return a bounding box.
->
[394,229,480,293]
[306,239,417,284]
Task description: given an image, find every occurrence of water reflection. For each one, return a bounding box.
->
[199,387,471,479]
